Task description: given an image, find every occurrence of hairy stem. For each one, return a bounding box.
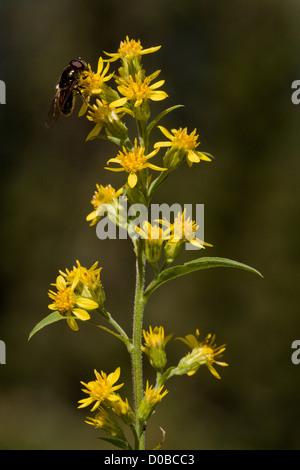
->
[131,239,146,449]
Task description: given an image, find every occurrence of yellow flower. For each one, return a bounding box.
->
[85,407,127,442]
[117,71,168,108]
[78,367,124,412]
[59,260,101,290]
[138,381,168,422]
[86,97,128,141]
[111,395,134,425]
[144,381,168,404]
[48,275,98,331]
[142,326,172,370]
[86,184,124,226]
[79,57,114,96]
[176,330,228,379]
[135,221,170,242]
[105,139,166,188]
[85,407,110,428]
[154,126,212,168]
[104,36,161,62]
[143,326,172,349]
[162,209,213,251]
[134,221,171,264]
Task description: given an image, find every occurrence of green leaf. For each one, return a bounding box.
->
[148,169,171,197]
[146,105,184,138]
[28,311,67,341]
[93,134,123,147]
[144,257,263,298]
[98,437,132,450]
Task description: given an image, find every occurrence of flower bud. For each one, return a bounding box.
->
[138,381,168,422]
[164,238,183,263]
[142,326,172,371]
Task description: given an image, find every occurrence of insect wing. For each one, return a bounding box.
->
[45,89,61,128]
[59,79,79,115]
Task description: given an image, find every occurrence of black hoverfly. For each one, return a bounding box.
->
[45,58,87,128]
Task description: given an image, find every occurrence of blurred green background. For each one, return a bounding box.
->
[1,0,300,449]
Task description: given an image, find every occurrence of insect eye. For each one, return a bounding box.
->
[71,59,85,69]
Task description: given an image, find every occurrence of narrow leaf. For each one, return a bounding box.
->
[94,134,122,146]
[88,321,132,349]
[144,257,263,298]
[146,105,184,138]
[148,169,171,197]
[98,437,132,450]
[28,311,66,341]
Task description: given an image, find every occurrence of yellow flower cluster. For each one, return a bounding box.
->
[70,37,211,216]
[78,367,134,443]
[176,329,228,379]
[141,326,227,382]
[48,261,104,331]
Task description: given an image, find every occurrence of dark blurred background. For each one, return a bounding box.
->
[0,0,300,449]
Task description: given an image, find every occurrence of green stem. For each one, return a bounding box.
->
[131,238,147,449]
[103,308,130,341]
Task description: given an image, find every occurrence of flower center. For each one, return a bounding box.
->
[54,287,75,314]
[118,38,143,58]
[91,184,116,209]
[81,71,104,94]
[123,75,150,101]
[173,128,199,150]
[88,378,111,402]
[173,213,197,239]
[201,345,214,359]
[118,146,147,173]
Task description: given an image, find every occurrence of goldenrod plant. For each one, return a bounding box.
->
[29,37,262,450]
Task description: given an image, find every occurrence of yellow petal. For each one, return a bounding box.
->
[71,268,81,290]
[86,123,102,141]
[72,308,91,321]
[197,152,212,161]
[128,172,137,188]
[150,79,165,90]
[48,304,58,310]
[149,91,168,101]
[141,45,161,55]
[76,298,98,310]
[67,317,79,331]
[106,157,122,165]
[109,367,121,384]
[187,151,201,163]
[147,163,167,172]
[154,141,172,148]
[157,126,173,140]
[104,167,125,172]
[110,97,128,107]
[86,210,97,221]
[145,147,160,159]
[189,238,204,248]
[78,102,88,117]
[56,275,66,290]
[96,56,104,74]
